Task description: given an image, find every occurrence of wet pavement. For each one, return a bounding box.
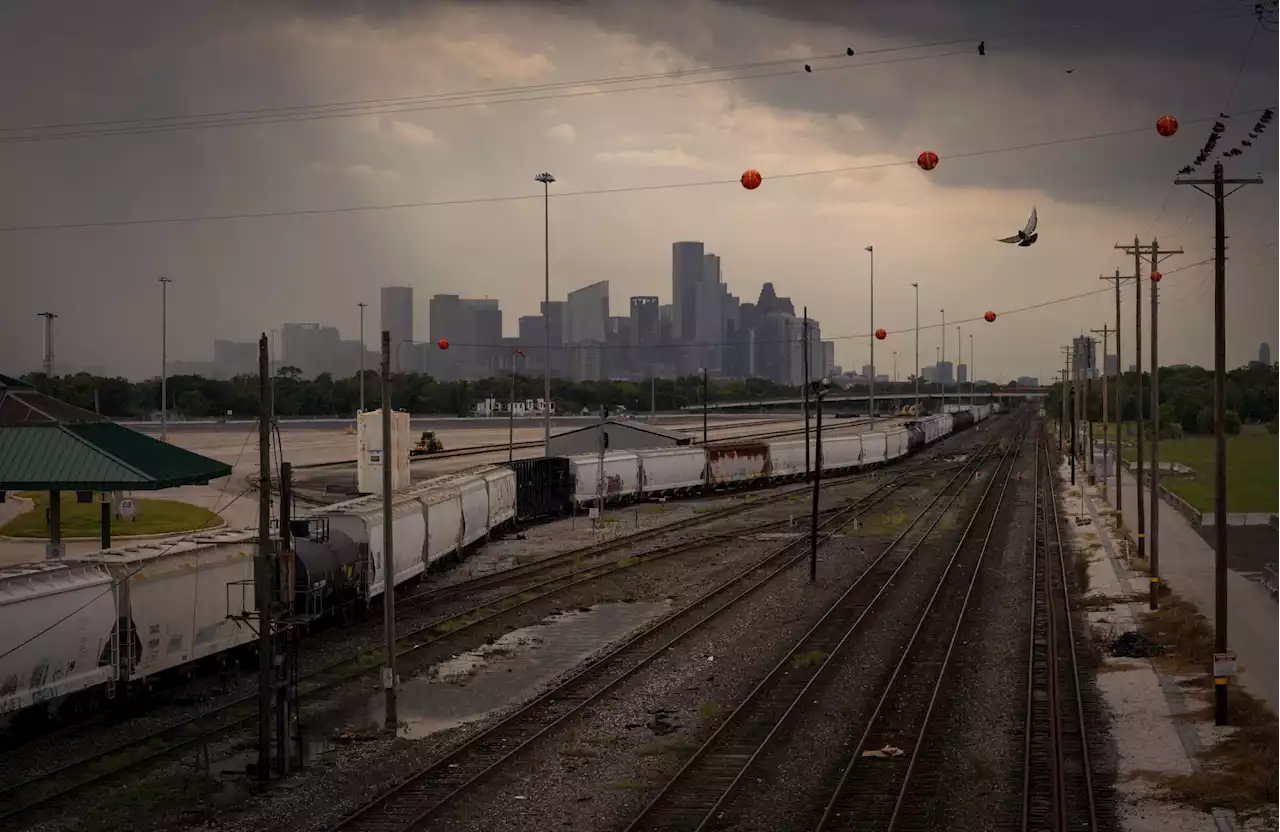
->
[308,600,672,749]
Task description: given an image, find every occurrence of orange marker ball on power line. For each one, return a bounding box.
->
[917,151,939,171]
[740,169,763,190]
[984,311,997,323]
[1150,271,1162,282]
[437,339,450,350]
[874,328,887,340]
[1156,115,1178,137]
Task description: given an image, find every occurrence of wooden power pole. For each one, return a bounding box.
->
[1176,161,1264,726]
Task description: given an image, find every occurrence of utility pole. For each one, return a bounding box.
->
[1092,325,1112,503]
[380,331,397,729]
[159,277,172,443]
[277,461,293,775]
[701,367,709,445]
[866,245,875,426]
[536,171,556,455]
[255,333,274,780]
[37,312,57,377]
[1059,347,1071,456]
[810,379,828,583]
[1117,237,1183,594]
[1100,268,1123,522]
[1115,238,1147,561]
[1085,337,1094,481]
[802,309,811,481]
[1176,162,1263,725]
[1147,239,1181,610]
[596,405,608,526]
[1064,345,1075,483]
[357,302,367,415]
[911,282,920,415]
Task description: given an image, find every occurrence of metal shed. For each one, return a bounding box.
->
[546,418,692,456]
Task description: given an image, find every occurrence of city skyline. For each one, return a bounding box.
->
[3,1,1276,384]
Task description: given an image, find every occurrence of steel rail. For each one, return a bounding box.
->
[814,418,1029,831]
[620,417,1023,831]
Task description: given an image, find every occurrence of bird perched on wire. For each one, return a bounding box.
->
[978,40,985,55]
[997,207,1039,246]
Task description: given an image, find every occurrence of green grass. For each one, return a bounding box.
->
[1,492,221,539]
[1117,431,1277,513]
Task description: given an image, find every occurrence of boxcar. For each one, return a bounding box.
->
[570,452,642,505]
[861,432,889,466]
[506,457,572,521]
[479,466,517,530]
[636,447,707,496]
[0,562,117,717]
[706,442,769,487]
[766,438,812,479]
[71,530,259,684]
[821,435,863,472]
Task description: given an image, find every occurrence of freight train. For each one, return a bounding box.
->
[0,406,994,728]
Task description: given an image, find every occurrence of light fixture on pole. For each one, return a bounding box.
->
[969,332,975,406]
[911,283,920,414]
[956,325,962,410]
[865,245,875,426]
[37,312,58,378]
[535,171,556,456]
[159,277,172,443]
[357,302,368,415]
[510,348,525,462]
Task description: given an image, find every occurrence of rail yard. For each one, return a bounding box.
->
[0,403,1141,832]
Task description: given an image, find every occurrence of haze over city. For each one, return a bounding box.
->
[2,0,1277,383]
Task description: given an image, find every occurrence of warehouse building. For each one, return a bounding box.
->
[546,418,692,456]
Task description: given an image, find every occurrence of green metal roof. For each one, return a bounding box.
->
[0,377,232,491]
[0,424,232,491]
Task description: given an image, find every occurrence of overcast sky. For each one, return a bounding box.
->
[1,0,1276,382]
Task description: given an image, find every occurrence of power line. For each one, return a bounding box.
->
[3,105,1271,234]
[0,6,1260,144]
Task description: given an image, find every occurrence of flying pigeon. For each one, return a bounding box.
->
[805,64,812,72]
[978,40,985,55]
[847,47,854,56]
[997,207,1038,246]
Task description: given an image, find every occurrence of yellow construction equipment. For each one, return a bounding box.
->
[409,430,444,458]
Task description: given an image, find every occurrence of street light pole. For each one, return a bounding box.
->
[865,245,875,426]
[893,351,898,384]
[159,277,172,442]
[969,333,974,407]
[911,283,920,414]
[357,302,367,415]
[535,172,556,455]
[940,309,946,413]
[956,326,961,409]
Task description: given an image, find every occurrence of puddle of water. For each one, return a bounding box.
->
[306,599,671,750]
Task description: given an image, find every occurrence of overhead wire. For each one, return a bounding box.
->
[0,5,1260,144]
[2,104,1273,234]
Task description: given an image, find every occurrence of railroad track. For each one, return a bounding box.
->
[322,426,1013,832]
[620,414,1024,832]
[1022,432,1097,832]
[812,416,1030,832]
[0,463,930,824]
[0,460,919,767]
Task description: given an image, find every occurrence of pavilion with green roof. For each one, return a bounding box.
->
[0,375,233,552]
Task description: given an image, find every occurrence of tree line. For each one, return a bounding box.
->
[1045,361,1279,437]
[18,367,1016,420]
